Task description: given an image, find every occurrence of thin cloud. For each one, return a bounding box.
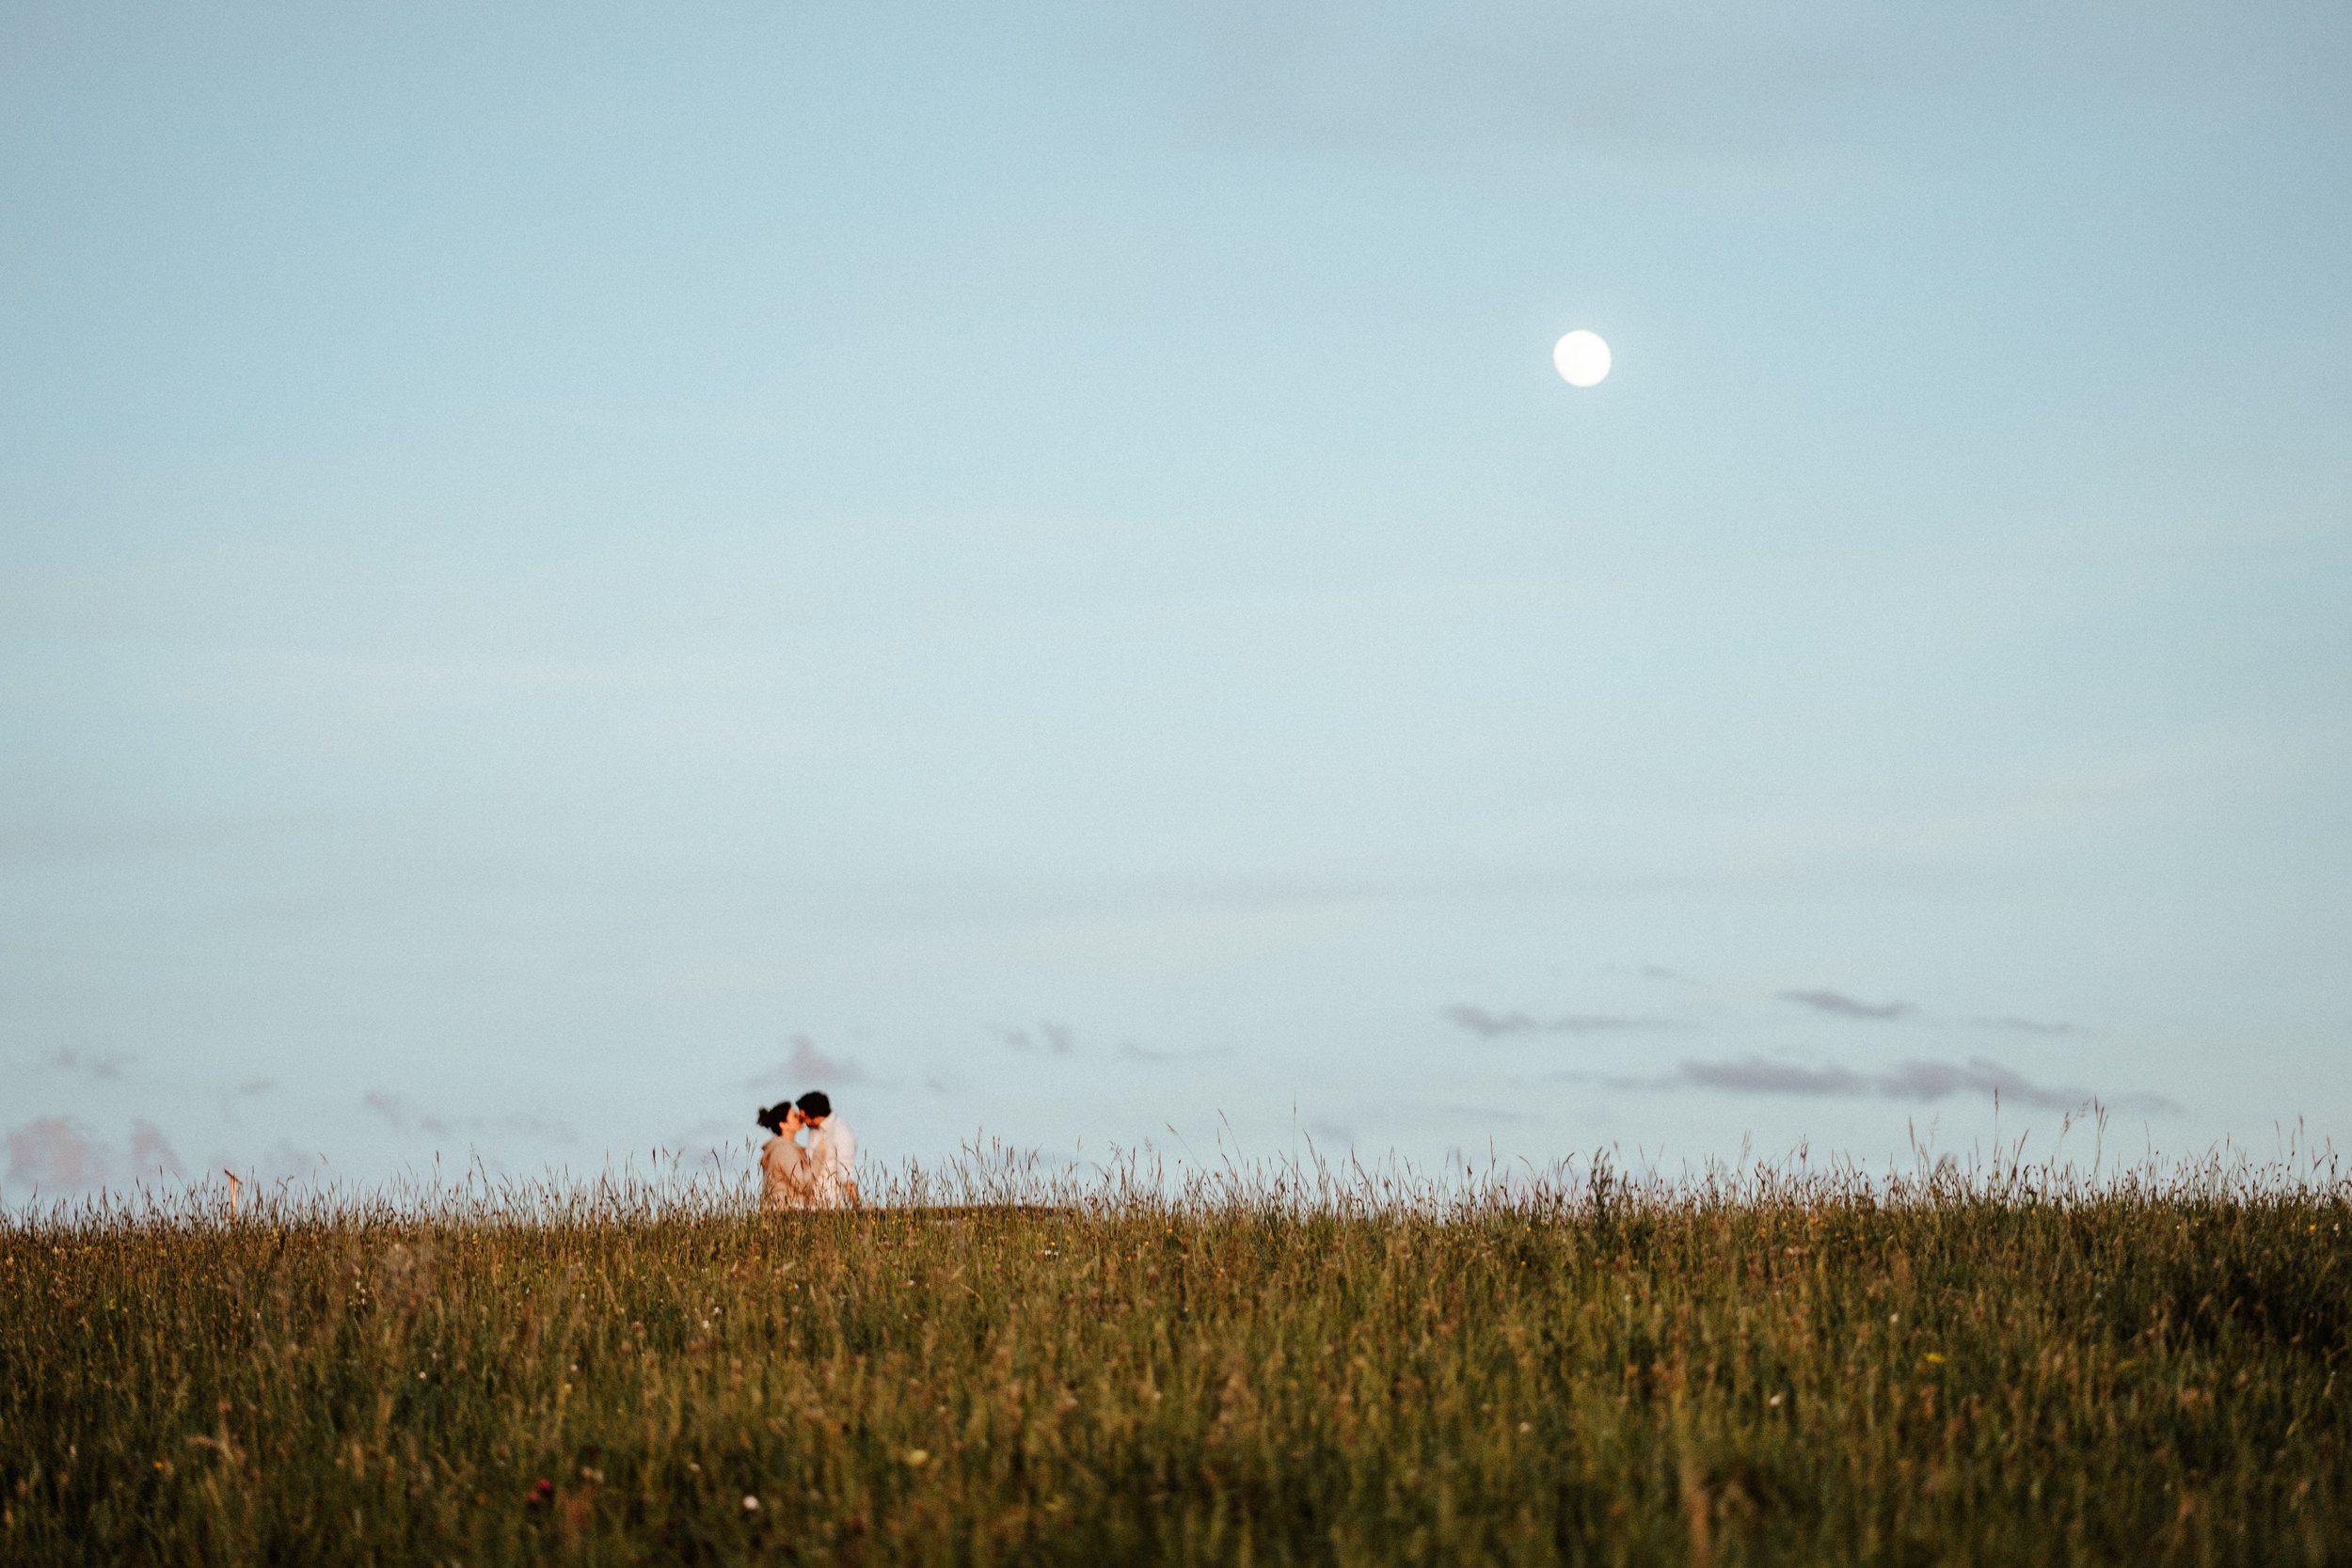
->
[1177,5,1883,173]
[1118,1039,1230,1064]
[1967,1015,2081,1037]
[37,1048,130,1079]
[1442,1004,1681,1039]
[215,1078,279,1130]
[6,1117,109,1190]
[740,1035,867,1092]
[1645,1054,2172,1115]
[128,1119,183,1179]
[1778,989,1917,1022]
[660,1117,751,1176]
[360,1092,576,1144]
[501,1113,577,1141]
[1002,1022,1079,1057]
[1681,1059,1866,1096]
[362,1090,453,1138]
[8,1117,188,1192]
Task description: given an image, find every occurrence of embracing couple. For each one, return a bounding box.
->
[755,1090,859,1211]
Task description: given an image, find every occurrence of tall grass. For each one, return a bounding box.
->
[4,1137,2346,1564]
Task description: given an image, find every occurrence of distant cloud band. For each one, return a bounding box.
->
[1443,1004,1680,1039]
[6,1116,183,1192]
[1651,1054,2171,1114]
[360,1092,574,1144]
[1777,989,1916,1021]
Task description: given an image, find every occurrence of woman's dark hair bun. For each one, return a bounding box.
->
[755,1101,789,1132]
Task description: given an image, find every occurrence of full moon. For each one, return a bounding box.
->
[1552,329,1612,388]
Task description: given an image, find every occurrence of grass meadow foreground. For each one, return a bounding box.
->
[3,1146,2348,1566]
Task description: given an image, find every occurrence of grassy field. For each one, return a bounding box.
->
[3,1147,2347,1565]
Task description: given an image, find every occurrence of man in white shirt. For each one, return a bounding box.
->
[794,1091,859,1209]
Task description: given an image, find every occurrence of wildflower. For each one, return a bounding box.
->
[742,1495,760,1513]
[1924,1352,1946,1365]
[527,1479,554,1508]
[904,1448,930,1467]
[1768,1393,1784,1407]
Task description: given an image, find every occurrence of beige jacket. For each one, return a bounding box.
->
[759,1133,812,1211]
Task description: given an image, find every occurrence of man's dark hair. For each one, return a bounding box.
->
[796,1090,832,1121]
[755,1101,792,1134]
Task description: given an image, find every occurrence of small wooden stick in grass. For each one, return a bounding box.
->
[225,1168,241,1222]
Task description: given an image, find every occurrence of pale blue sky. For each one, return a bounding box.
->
[5,1,2348,1197]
